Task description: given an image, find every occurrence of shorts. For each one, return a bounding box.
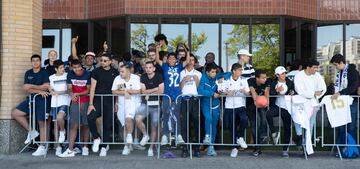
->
[16,95,50,121]
[69,102,89,126]
[135,103,160,127]
[50,105,69,121]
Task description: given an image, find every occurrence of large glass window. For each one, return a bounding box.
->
[251,19,280,76]
[111,19,126,56]
[130,23,158,53]
[317,24,343,83]
[191,22,218,66]
[93,21,107,56]
[346,24,360,70]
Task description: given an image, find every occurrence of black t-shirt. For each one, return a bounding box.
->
[45,64,56,75]
[155,63,163,75]
[91,67,119,94]
[247,78,271,96]
[140,72,163,102]
[24,68,50,96]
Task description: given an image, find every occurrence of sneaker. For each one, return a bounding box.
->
[140,135,150,146]
[126,134,133,144]
[237,137,248,149]
[92,138,101,152]
[161,135,168,145]
[24,130,39,144]
[55,146,62,156]
[133,144,146,150]
[129,144,134,151]
[73,147,81,154]
[58,130,66,143]
[148,148,154,157]
[230,148,238,158]
[271,132,280,145]
[177,135,185,144]
[282,150,289,158]
[207,146,217,156]
[252,149,262,157]
[82,147,89,156]
[106,145,110,151]
[260,136,269,144]
[32,145,47,156]
[58,148,75,158]
[203,135,211,145]
[99,147,107,157]
[122,145,131,155]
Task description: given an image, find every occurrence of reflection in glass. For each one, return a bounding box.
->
[93,21,107,56]
[161,24,188,52]
[130,24,158,53]
[191,23,217,66]
[346,24,360,71]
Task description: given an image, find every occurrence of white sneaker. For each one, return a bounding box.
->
[58,148,75,158]
[272,132,280,145]
[161,135,168,145]
[92,138,101,152]
[99,147,107,157]
[230,148,238,158]
[58,130,66,143]
[73,147,81,154]
[126,134,133,144]
[55,146,62,156]
[24,130,39,144]
[177,135,185,144]
[82,147,89,156]
[147,148,154,157]
[32,145,47,156]
[140,135,150,146]
[237,137,248,149]
[122,145,131,155]
[133,144,146,150]
[129,144,133,151]
[106,145,110,151]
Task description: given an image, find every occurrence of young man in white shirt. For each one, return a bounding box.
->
[49,60,71,156]
[294,59,326,147]
[266,66,295,158]
[179,54,202,158]
[112,63,141,155]
[218,63,250,158]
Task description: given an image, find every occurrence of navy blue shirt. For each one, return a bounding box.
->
[24,68,50,96]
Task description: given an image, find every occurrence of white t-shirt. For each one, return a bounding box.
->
[275,81,288,109]
[49,73,70,107]
[219,76,249,109]
[320,95,353,128]
[180,68,202,96]
[112,74,141,126]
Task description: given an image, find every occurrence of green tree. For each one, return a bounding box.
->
[169,32,208,53]
[131,24,154,53]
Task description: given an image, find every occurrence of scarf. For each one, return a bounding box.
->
[334,64,348,93]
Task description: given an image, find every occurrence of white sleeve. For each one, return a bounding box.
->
[197,71,202,80]
[111,76,119,91]
[294,73,314,99]
[133,75,141,90]
[180,70,185,82]
[316,73,327,98]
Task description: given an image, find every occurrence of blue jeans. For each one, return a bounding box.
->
[337,102,358,144]
[162,99,181,135]
[202,105,220,143]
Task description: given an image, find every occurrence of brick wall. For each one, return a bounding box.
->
[0,0,43,119]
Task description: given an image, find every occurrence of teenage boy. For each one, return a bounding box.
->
[49,60,71,156]
[87,54,119,157]
[198,63,221,156]
[218,63,249,158]
[59,59,91,157]
[11,54,50,156]
[112,63,141,155]
[179,54,202,158]
[135,61,164,157]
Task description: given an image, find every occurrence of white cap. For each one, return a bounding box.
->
[237,49,252,56]
[275,66,287,75]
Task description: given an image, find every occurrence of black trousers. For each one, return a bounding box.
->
[180,97,200,146]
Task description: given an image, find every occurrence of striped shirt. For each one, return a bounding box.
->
[241,63,255,80]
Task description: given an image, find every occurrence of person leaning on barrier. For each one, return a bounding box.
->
[198,63,221,156]
[48,60,71,156]
[217,63,250,158]
[112,62,142,156]
[266,66,295,158]
[135,61,164,157]
[11,54,51,156]
[179,53,202,158]
[87,53,119,157]
[59,59,91,158]
[247,69,271,157]
[330,54,359,144]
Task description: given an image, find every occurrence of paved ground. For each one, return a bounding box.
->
[1,148,360,169]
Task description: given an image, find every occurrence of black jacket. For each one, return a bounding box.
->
[337,64,359,95]
[269,77,296,106]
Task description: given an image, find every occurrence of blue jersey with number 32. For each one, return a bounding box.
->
[163,63,184,101]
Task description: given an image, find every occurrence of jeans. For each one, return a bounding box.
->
[162,98,181,136]
[180,97,200,145]
[337,102,358,144]
[224,107,248,146]
[266,106,292,150]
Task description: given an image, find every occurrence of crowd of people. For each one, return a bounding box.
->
[11,34,360,159]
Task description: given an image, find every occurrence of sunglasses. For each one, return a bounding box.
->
[101,59,110,62]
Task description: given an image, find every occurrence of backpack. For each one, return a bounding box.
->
[341,132,359,158]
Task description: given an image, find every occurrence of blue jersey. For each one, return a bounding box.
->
[162,63,184,101]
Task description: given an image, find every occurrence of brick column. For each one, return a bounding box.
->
[0,0,42,154]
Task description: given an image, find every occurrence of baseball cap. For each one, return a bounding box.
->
[85,52,95,58]
[275,66,287,75]
[237,49,252,56]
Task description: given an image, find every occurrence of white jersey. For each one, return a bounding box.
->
[320,95,353,128]
[180,68,202,96]
[218,76,249,109]
[49,73,70,107]
[112,74,141,126]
